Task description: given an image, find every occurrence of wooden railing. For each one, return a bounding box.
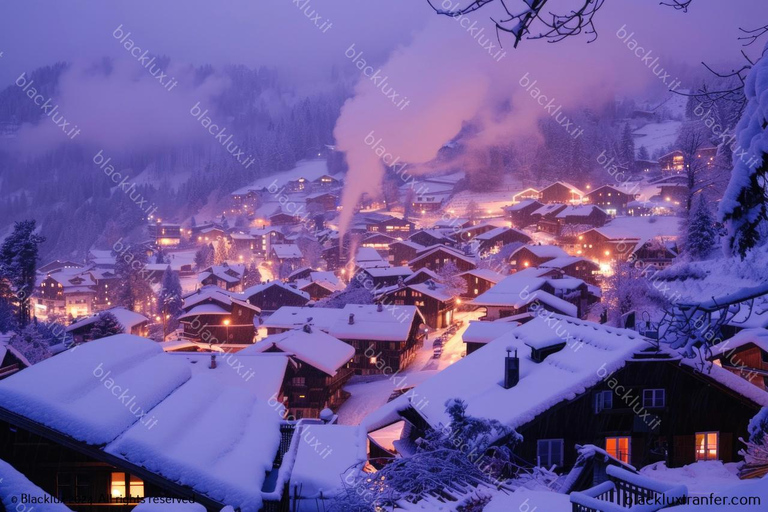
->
[570,466,687,512]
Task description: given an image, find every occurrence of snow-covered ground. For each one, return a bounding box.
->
[633,120,682,156]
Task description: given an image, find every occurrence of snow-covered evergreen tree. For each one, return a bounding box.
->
[637,145,650,161]
[194,244,214,270]
[89,312,124,340]
[739,407,768,478]
[214,238,229,265]
[158,267,183,326]
[620,124,635,170]
[9,322,53,364]
[317,275,374,308]
[435,261,468,297]
[720,47,768,257]
[685,195,718,260]
[111,249,156,315]
[242,263,261,288]
[0,220,45,327]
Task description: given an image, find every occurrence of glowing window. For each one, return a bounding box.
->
[696,432,719,461]
[606,436,631,464]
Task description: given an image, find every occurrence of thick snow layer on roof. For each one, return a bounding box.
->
[0,335,191,445]
[179,303,230,319]
[291,425,367,498]
[541,256,593,269]
[409,282,454,302]
[0,458,73,511]
[263,306,345,332]
[459,268,505,283]
[713,328,768,356]
[355,247,387,263]
[556,205,605,218]
[107,373,281,512]
[250,158,335,190]
[363,266,413,278]
[515,244,569,259]
[392,240,426,251]
[66,306,148,332]
[462,320,518,344]
[242,281,310,300]
[506,198,539,211]
[596,216,681,241]
[471,268,552,307]
[404,268,439,283]
[330,304,422,342]
[272,244,303,259]
[385,315,648,432]
[244,330,353,376]
[682,349,768,408]
[476,226,529,241]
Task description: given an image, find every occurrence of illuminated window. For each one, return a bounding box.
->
[696,432,719,461]
[606,436,631,464]
[111,472,126,498]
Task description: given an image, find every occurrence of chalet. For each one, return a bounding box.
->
[585,185,636,216]
[305,191,338,211]
[389,240,426,266]
[433,217,472,231]
[311,173,342,188]
[359,266,413,289]
[462,318,519,355]
[710,329,768,391]
[65,307,149,343]
[251,227,286,256]
[404,268,440,285]
[38,260,83,274]
[412,194,446,213]
[539,182,584,204]
[578,228,640,264]
[35,268,111,319]
[509,245,569,272]
[505,199,543,228]
[0,343,28,380]
[555,205,608,229]
[631,239,679,269]
[458,268,506,298]
[658,184,688,207]
[179,286,261,344]
[367,315,768,473]
[270,210,302,226]
[0,335,297,511]
[329,304,426,375]
[287,266,314,283]
[361,232,399,258]
[297,271,346,300]
[262,306,346,336]
[474,227,532,255]
[364,215,414,235]
[532,204,567,235]
[453,221,501,243]
[471,267,596,320]
[244,328,355,419]
[408,229,454,248]
[540,256,600,285]
[195,226,227,244]
[408,246,476,273]
[147,221,182,246]
[242,280,310,312]
[658,147,718,173]
[270,244,304,271]
[378,280,456,329]
[228,232,255,255]
[88,249,117,269]
[230,185,260,207]
[511,187,540,203]
[198,263,245,292]
[354,247,389,271]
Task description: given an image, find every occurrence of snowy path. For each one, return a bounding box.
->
[337,310,483,425]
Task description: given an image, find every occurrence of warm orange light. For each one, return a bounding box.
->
[223,319,231,326]
[523,261,530,267]
[604,250,611,256]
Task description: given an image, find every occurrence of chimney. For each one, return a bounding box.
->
[303,323,312,333]
[348,313,355,325]
[210,354,217,369]
[503,347,519,389]
[377,303,383,312]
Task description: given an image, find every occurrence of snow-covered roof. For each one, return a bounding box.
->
[404,268,439,283]
[179,303,230,319]
[540,256,596,269]
[366,315,649,434]
[241,281,310,300]
[66,307,149,333]
[458,268,505,284]
[363,266,413,278]
[408,282,454,302]
[555,205,605,218]
[290,425,367,498]
[543,181,584,196]
[243,329,353,376]
[0,335,284,511]
[390,240,425,251]
[512,244,569,260]
[330,304,423,342]
[409,246,476,266]
[355,247,387,263]
[592,216,681,241]
[271,244,303,259]
[505,198,540,211]
[713,328,768,356]
[462,320,519,345]
[532,204,566,216]
[471,269,578,316]
[475,226,530,241]
[262,306,346,333]
[0,458,73,511]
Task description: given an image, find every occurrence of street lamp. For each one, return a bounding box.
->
[223,318,231,342]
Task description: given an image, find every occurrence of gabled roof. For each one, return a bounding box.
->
[66,307,149,333]
[408,282,455,302]
[540,256,597,269]
[404,268,439,283]
[0,335,287,510]
[262,306,346,333]
[712,328,768,357]
[389,240,426,251]
[408,246,476,267]
[243,329,354,376]
[475,226,531,242]
[363,266,413,278]
[555,205,606,218]
[271,244,303,259]
[329,304,424,342]
[541,181,585,196]
[462,319,520,345]
[505,199,541,212]
[458,268,506,284]
[241,280,310,301]
[511,244,569,260]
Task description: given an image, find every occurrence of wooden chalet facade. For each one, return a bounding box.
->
[578,229,640,264]
[475,227,532,255]
[408,229,454,248]
[305,192,338,211]
[540,257,600,285]
[179,289,260,344]
[585,185,636,216]
[505,199,544,228]
[408,246,476,274]
[509,245,568,273]
[242,281,310,312]
[539,182,584,204]
[366,216,414,236]
[710,329,768,392]
[379,281,456,329]
[389,240,425,267]
[458,269,505,298]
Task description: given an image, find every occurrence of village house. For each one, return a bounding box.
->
[408,245,476,273]
[311,173,342,189]
[194,225,227,244]
[383,280,457,329]
[555,205,608,230]
[250,227,286,257]
[539,181,585,204]
[462,318,520,355]
[245,328,355,419]
[179,286,261,344]
[474,227,532,256]
[228,232,255,255]
[65,307,149,343]
[305,191,338,211]
[631,239,679,269]
[364,214,414,235]
[358,266,413,289]
[533,204,568,235]
[658,147,718,173]
[270,244,304,272]
[577,228,641,264]
[242,280,310,313]
[452,221,502,243]
[297,271,346,301]
[366,315,768,473]
[198,263,246,292]
[458,268,506,298]
[361,232,399,258]
[585,185,636,216]
[509,244,569,272]
[412,194,446,214]
[261,306,346,336]
[329,304,426,375]
[505,199,544,228]
[709,328,768,391]
[511,187,541,203]
[35,267,116,320]
[540,256,601,285]
[147,221,182,246]
[389,240,426,266]
[408,229,455,248]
